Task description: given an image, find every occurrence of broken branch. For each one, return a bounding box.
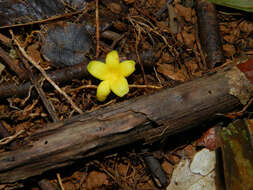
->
[0,62,251,183]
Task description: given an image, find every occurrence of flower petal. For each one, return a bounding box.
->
[105,50,120,68]
[87,61,108,80]
[97,80,111,101]
[119,60,136,77]
[110,77,129,97]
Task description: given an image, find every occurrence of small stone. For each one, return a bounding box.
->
[190,148,215,176]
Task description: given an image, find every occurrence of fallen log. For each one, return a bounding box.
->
[0,61,252,183]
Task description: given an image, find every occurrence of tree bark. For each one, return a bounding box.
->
[0,63,252,183]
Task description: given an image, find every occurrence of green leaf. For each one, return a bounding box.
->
[208,0,253,12]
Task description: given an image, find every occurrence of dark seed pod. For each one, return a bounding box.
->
[42,23,92,67]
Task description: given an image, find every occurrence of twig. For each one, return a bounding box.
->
[68,84,162,92]
[10,30,83,114]
[153,67,162,85]
[0,10,83,29]
[218,97,253,119]
[0,52,160,99]
[29,67,59,122]
[0,62,89,99]
[135,31,147,85]
[0,130,24,146]
[128,16,147,84]
[0,46,28,80]
[56,173,65,190]
[0,122,19,150]
[194,20,207,70]
[129,84,162,89]
[17,48,59,122]
[96,0,100,57]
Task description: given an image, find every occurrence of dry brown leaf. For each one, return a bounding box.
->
[157,63,188,82]
[161,52,175,64]
[196,127,216,150]
[63,181,76,190]
[231,27,241,39]
[219,24,231,34]
[185,59,202,77]
[86,171,109,190]
[107,2,122,14]
[223,44,236,57]
[117,163,129,176]
[174,4,192,22]
[176,31,195,48]
[239,21,253,33]
[248,38,253,48]
[0,185,6,190]
[161,161,173,176]
[223,34,237,44]
[27,42,43,63]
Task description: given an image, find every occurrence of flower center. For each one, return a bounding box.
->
[107,68,121,81]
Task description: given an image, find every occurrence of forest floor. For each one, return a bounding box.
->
[0,0,252,189]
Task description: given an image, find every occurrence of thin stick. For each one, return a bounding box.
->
[135,31,147,85]
[69,84,162,93]
[10,30,83,114]
[17,49,59,122]
[194,21,207,70]
[0,10,83,29]
[129,84,162,89]
[95,0,100,57]
[0,46,28,80]
[56,173,65,190]
[0,130,24,146]
[31,71,59,122]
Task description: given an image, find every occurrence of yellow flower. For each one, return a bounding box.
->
[87,50,136,101]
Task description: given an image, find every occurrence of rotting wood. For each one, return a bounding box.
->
[0,122,57,190]
[0,62,252,183]
[196,0,225,68]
